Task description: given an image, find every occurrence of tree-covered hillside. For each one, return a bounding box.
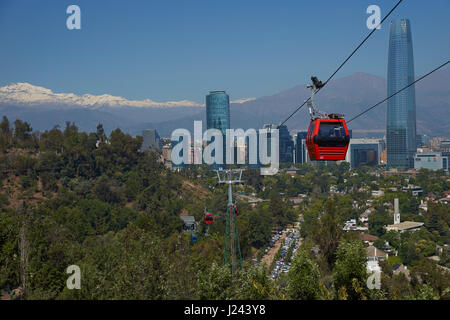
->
[0,116,449,300]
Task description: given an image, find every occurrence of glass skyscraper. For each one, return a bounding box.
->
[206,91,230,166]
[278,125,294,163]
[386,19,417,170]
[140,129,162,152]
[206,91,230,135]
[263,124,294,163]
[295,131,307,164]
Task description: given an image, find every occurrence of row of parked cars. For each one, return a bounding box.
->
[253,231,282,265]
[271,229,300,279]
[263,231,282,255]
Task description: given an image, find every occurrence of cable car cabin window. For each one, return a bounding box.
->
[315,122,349,147]
[318,122,345,137]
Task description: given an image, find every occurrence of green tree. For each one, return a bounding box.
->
[287,249,320,300]
[409,284,440,300]
[197,262,233,300]
[0,210,20,289]
[93,175,124,204]
[13,119,34,149]
[313,200,343,269]
[269,189,287,228]
[247,209,271,248]
[0,116,12,152]
[411,259,450,298]
[333,240,367,300]
[232,265,277,299]
[369,209,391,237]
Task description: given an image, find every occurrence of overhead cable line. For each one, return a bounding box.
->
[278,0,404,127]
[347,60,449,123]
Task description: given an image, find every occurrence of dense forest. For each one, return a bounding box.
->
[0,116,449,300]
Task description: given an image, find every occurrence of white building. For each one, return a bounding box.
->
[385,198,424,232]
[343,219,368,231]
[372,190,384,198]
[414,152,448,171]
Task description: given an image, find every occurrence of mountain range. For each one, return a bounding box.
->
[0,68,449,138]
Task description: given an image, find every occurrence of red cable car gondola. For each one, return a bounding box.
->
[306,115,350,161]
[204,213,213,225]
[234,205,238,217]
[305,76,350,161]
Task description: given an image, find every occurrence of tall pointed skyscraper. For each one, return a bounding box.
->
[386,19,417,170]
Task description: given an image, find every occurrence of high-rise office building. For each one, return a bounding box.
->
[279,125,294,163]
[416,134,430,148]
[206,91,230,134]
[206,91,230,166]
[345,138,383,168]
[263,124,294,163]
[386,19,417,170]
[140,129,162,152]
[295,131,307,164]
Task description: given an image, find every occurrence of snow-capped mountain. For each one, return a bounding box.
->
[230,97,256,104]
[0,82,205,108]
[0,69,448,137]
[0,82,255,109]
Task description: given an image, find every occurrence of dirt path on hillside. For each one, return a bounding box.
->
[182,180,211,199]
[260,233,286,268]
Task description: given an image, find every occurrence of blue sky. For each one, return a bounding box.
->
[0,0,449,103]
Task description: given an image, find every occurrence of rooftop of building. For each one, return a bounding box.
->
[208,90,226,94]
[386,221,424,230]
[360,211,370,218]
[359,234,379,242]
[392,264,411,279]
[180,216,196,224]
[367,245,388,258]
[415,152,441,157]
[349,138,382,144]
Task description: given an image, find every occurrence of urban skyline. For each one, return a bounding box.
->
[162,15,448,172]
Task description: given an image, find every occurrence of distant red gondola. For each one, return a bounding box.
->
[204,213,213,224]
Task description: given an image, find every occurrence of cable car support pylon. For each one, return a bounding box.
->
[216,169,243,275]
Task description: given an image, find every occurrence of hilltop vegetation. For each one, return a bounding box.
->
[0,116,449,300]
